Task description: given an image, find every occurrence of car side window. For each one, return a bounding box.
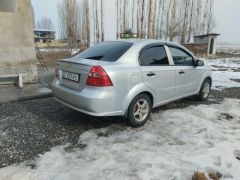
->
[168,46,194,66]
[139,46,169,66]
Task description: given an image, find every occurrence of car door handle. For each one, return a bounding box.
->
[178,71,185,75]
[147,72,156,77]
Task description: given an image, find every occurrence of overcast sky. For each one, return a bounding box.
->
[32,0,240,44]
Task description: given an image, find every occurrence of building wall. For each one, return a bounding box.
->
[207,36,218,56]
[0,0,38,83]
[194,36,218,56]
[183,43,208,58]
[0,0,16,12]
[194,37,209,44]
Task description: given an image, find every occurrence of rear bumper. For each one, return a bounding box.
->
[52,80,124,116]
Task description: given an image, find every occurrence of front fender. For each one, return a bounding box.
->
[197,70,212,92]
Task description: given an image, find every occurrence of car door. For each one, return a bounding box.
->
[167,45,202,97]
[139,44,175,104]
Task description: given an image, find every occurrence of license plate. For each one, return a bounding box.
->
[62,71,80,82]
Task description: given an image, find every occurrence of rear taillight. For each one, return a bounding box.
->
[86,66,113,87]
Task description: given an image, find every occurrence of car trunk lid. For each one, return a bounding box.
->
[58,57,100,91]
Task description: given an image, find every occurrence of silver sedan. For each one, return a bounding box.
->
[53,40,212,127]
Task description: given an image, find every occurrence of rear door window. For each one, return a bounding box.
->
[139,46,169,66]
[77,41,132,62]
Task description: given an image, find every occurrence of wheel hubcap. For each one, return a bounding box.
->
[133,99,149,122]
[202,82,210,99]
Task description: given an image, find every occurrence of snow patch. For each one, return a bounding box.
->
[0,99,240,180]
[39,48,80,55]
[39,48,64,53]
[205,58,240,69]
[211,71,240,90]
[38,87,52,94]
[217,44,240,55]
[204,58,240,90]
[70,49,80,55]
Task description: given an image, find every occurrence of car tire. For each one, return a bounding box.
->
[197,79,211,101]
[127,94,152,128]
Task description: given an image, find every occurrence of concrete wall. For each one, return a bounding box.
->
[207,36,218,56]
[194,36,218,56]
[183,43,208,58]
[0,0,16,12]
[194,37,209,44]
[0,0,38,83]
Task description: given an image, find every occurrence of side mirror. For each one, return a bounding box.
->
[195,60,204,66]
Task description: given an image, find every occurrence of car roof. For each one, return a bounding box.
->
[114,39,180,47]
[113,39,196,59]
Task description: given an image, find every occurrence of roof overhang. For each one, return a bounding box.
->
[194,33,220,38]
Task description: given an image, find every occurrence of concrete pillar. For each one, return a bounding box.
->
[0,0,38,84]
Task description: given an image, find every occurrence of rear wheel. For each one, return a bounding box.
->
[197,79,211,101]
[127,94,152,128]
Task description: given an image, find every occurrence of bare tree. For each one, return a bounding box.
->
[95,0,100,43]
[152,0,157,38]
[37,16,54,30]
[164,0,172,40]
[180,0,190,43]
[123,0,127,30]
[57,0,81,48]
[131,0,135,30]
[164,0,181,41]
[193,0,203,36]
[137,0,141,36]
[93,0,96,44]
[187,0,194,42]
[32,5,36,28]
[206,0,215,33]
[159,0,165,39]
[122,0,216,41]
[100,0,104,41]
[140,0,145,38]
[119,0,123,33]
[201,0,208,34]
[116,0,119,38]
[147,0,152,38]
[82,0,90,46]
[57,2,66,39]
[156,0,161,38]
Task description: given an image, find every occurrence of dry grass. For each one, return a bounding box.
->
[37,46,88,68]
[192,171,208,180]
[192,171,222,180]
[208,172,222,180]
[41,50,72,68]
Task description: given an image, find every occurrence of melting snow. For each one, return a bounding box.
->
[39,48,80,55]
[217,44,240,55]
[0,99,240,180]
[204,58,240,90]
[38,87,52,93]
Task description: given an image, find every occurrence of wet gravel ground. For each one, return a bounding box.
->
[0,87,240,168]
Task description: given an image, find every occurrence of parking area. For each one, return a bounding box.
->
[0,97,123,168]
[0,87,239,168]
[0,87,240,179]
[0,57,240,179]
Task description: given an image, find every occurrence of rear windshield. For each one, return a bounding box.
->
[76,41,133,62]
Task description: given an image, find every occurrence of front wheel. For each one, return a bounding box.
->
[127,94,152,128]
[197,79,211,101]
